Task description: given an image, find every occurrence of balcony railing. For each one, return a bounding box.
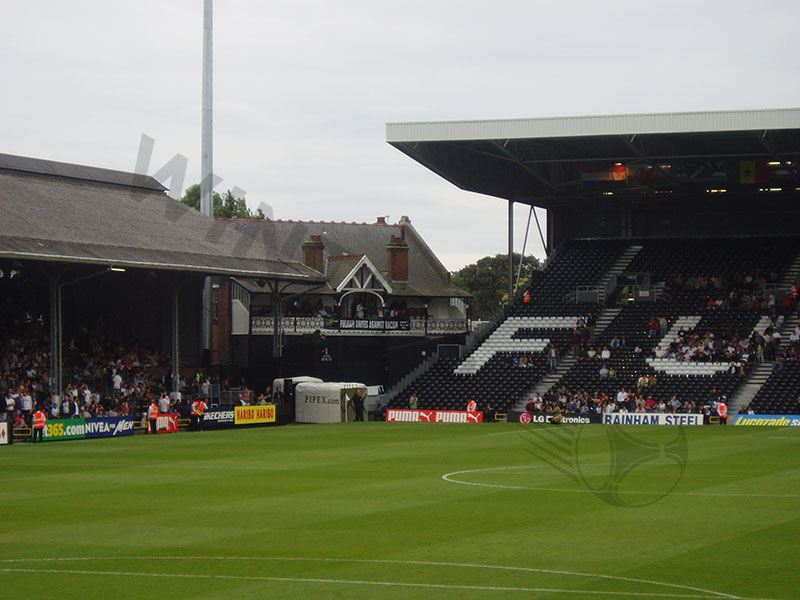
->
[250,316,468,336]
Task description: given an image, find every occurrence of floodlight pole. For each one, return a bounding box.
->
[200,0,214,362]
[201,0,213,218]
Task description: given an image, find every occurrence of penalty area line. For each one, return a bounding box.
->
[0,567,761,599]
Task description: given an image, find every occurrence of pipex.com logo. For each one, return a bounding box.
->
[519,422,688,508]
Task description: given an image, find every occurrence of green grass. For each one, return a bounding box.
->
[1,422,798,598]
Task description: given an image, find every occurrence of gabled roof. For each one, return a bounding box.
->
[326,255,362,290]
[0,153,323,281]
[331,254,393,294]
[225,218,469,298]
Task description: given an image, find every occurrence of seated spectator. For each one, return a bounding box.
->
[600,346,611,360]
[599,364,610,379]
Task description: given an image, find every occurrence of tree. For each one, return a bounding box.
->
[180,184,266,220]
[452,253,541,320]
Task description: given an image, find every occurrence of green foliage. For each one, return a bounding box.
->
[452,253,540,319]
[180,183,266,220]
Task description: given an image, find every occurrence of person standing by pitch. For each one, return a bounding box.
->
[195,397,207,431]
[147,397,159,434]
[31,405,46,442]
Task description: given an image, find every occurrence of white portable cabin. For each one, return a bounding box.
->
[272,376,323,396]
[294,382,368,423]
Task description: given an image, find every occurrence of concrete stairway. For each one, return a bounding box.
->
[513,307,622,411]
[729,363,773,415]
[598,245,643,304]
[728,313,798,414]
[590,307,622,343]
[778,312,798,343]
[777,250,800,289]
[516,355,578,406]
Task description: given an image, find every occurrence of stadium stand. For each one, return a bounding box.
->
[388,238,628,413]
[385,108,800,420]
[747,315,800,414]
[387,236,800,418]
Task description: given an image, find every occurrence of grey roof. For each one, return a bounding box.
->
[387,107,800,142]
[387,107,800,207]
[226,218,470,299]
[0,152,166,192]
[326,255,363,289]
[0,155,323,281]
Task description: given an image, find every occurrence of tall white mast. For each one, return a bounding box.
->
[201,0,213,358]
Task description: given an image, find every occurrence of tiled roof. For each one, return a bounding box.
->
[225,218,469,298]
[0,155,322,281]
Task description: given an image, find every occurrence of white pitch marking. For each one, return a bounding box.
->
[442,466,800,498]
[0,567,752,599]
[0,556,743,599]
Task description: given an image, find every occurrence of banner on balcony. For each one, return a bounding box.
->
[323,318,411,332]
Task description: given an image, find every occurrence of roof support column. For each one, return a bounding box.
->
[168,275,185,396]
[533,206,548,257]
[45,268,61,401]
[507,199,514,307]
[271,282,283,360]
[56,282,62,401]
[51,267,112,401]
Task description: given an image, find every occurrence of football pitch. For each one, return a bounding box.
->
[1,422,798,599]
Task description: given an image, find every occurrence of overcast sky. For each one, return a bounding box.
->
[3,1,799,271]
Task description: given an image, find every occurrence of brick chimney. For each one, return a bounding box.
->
[387,226,409,281]
[301,234,325,273]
